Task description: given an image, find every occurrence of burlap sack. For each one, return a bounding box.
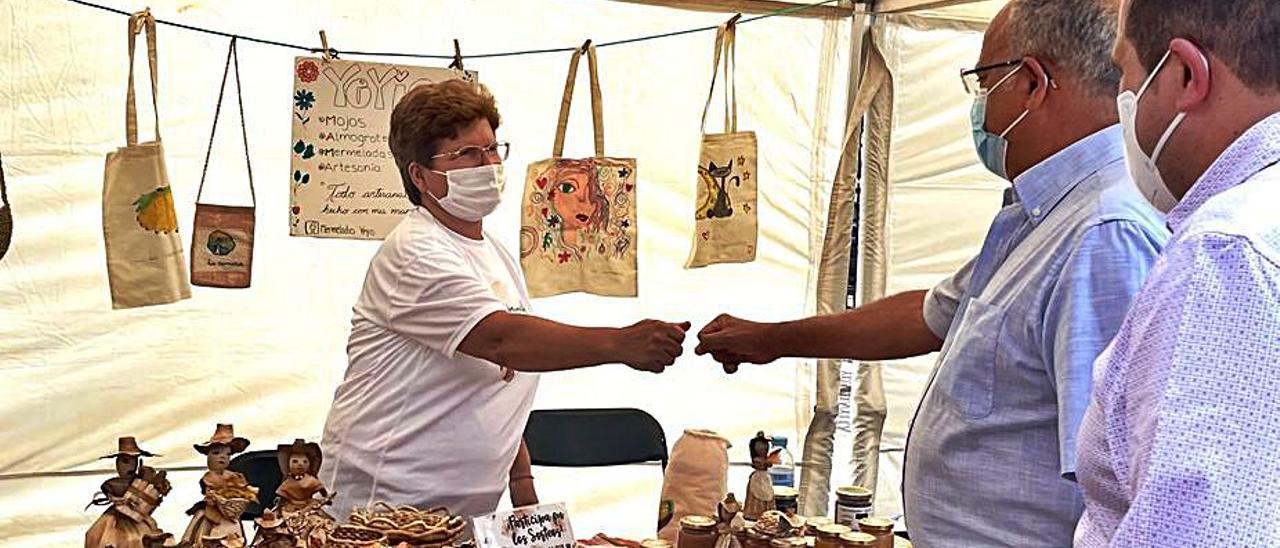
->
[656,430,731,542]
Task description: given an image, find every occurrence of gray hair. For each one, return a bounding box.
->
[1006,0,1121,96]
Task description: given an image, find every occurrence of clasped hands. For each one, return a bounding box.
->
[619,314,781,374]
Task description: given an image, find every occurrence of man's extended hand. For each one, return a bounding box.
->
[695,314,784,373]
[616,320,691,373]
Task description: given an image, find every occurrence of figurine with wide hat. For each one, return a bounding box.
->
[273,438,335,544]
[181,424,258,548]
[85,437,173,548]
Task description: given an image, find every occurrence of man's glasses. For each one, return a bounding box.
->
[960,59,1022,96]
[430,142,511,164]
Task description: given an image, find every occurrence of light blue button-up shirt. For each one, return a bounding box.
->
[904,126,1168,547]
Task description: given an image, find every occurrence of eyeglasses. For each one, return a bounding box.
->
[960,59,1022,96]
[430,142,511,164]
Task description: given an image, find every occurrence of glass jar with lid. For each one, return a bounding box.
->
[834,486,873,528]
[838,532,876,548]
[677,516,718,548]
[855,517,894,548]
[813,523,852,548]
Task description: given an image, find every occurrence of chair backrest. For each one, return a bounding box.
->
[524,408,668,470]
[228,449,282,520]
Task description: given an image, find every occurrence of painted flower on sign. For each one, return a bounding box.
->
[294,89,316,110]
[296,61,319,83]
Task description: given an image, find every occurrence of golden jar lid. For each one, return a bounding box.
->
[815,524,852,537]
[856,517,894,531]
[681,515,718,531]
[773,487,800,499]
[641,540,674,548]
[838,532,877,546]
[835,486,873,499]
[804,517,833,528]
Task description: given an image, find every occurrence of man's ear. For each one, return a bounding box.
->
[1021,56,1054,111]
[1169,38,1212,113]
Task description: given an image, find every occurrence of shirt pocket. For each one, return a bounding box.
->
[935,297,1007,420]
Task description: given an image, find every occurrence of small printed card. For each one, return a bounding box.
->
[472,503,576,548]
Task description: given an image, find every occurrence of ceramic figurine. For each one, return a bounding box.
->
[714,493,745,548]
[743,433,777,521]
[85,437,173,548]
[273,439,335,543]
[181,424,258,548]
[249,510,295,548]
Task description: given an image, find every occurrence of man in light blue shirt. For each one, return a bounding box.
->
[695,1,1167,545]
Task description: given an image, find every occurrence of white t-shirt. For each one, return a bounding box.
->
[320,207,538,520]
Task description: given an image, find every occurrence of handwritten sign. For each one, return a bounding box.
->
[289,56,477,239]
[472,503,576,548]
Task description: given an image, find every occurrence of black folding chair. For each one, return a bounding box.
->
[228,449,282,520]
[523,408,668,471]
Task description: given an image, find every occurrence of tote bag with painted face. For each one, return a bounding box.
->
[101,10,191,309]
[687,22,758,268]
[520,45,638,298]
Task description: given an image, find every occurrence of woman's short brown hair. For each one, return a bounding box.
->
[388,80,501,206]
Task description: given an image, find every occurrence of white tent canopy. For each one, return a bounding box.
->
[0,0,1003,545]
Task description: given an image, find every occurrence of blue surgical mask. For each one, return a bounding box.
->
[970,65,1030,180]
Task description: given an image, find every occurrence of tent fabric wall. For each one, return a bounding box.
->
[0,1,852,545]
[851,5,1006,519]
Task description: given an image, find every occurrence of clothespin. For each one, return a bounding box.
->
[131,7,152,34]
[726,13,742,28]
[318,30,338,61]
[449,39,465,71]
[580,39,593,53]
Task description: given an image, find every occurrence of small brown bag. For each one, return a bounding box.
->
[191,38,255,288]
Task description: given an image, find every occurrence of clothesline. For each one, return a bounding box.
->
[64,0,847,60]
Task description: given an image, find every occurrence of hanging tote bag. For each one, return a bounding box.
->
[687,22,758,268]
[0,152,11,262]
[520,44,639,298]
[101,10,191,309]
[190,38,256,289]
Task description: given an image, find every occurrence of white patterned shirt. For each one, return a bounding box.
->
[1075,112,1280,546]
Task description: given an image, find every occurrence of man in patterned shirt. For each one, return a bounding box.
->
[1075,0,1280,545]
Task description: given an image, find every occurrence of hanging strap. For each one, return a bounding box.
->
[125,10,160,146]
[196,38,256,207]
[552,43,605,159]
[701,21,739,134]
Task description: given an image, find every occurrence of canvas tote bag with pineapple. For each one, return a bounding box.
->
[520,44,638,298]
[102,10,191,309]
[687,22,758,268]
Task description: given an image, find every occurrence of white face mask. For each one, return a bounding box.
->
[425,164,505,221]
[1117,50,1185,213]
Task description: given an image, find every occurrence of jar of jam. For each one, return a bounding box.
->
[773,487,800,516]
[803,516,833,537]
[813,524,852,548]
[677,516,718,548]
[837,532,876,548]
[855,517,894,548]
[834,486,873,528]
